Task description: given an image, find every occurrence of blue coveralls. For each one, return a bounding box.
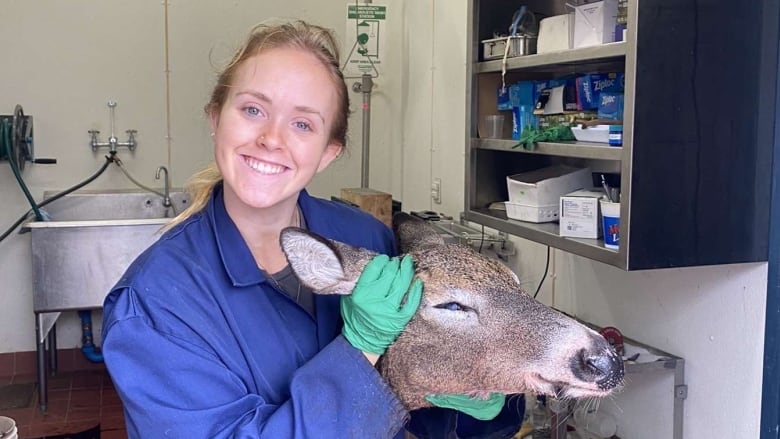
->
[102,183,523,438]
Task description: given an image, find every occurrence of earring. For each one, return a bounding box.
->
[210,132,215,137]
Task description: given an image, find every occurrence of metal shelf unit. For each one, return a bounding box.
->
[465,0,773,270]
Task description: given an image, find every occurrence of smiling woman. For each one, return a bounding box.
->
[99,19,524,439]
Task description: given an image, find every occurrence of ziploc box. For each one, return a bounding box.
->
[505,165,592,223]
[534,77,579,115]
[509,81,537,139]
[576,72,624,110]
[559,189,605,238]
[598,92,624,120]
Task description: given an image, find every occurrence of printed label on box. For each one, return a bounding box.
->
[559,190,604,239]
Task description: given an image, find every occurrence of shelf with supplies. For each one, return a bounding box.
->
[465,207,623,267]
[465,0,774,270]
[472,138,623,161]
[475,41,627,74]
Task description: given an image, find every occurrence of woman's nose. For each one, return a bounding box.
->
[257,122,282,149]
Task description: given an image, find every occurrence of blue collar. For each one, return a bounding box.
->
[210,184,329,287]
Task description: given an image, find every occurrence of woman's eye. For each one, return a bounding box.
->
[293,121,311,131]
[434,302,467,312]
[243,106,261,117]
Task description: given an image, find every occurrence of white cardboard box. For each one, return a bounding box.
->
[537,13,573,53]
[559,189,605,238]
[573,0,618,48]
[506,165,592,223]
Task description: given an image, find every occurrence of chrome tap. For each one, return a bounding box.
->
[155,166,172,208]
[89,101,137,153]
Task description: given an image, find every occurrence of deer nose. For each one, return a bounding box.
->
[573,345,625,390]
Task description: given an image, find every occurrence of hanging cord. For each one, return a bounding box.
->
[0,155,115,244]
[533,245,551,299]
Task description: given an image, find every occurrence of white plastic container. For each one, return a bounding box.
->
[571,124,611,143]
[480,114,505,139]
[505,165,592,223]
[0,417,18,439]
[505,202,560,223]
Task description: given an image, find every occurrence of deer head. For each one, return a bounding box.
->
[280,213,624,410]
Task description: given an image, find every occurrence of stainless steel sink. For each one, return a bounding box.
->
[24,189,190,313]
[36,188,189,222]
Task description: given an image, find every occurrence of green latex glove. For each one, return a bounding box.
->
[425,393,506,421]
[341,254,423,355]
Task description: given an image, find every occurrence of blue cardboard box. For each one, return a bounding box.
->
[576,72,625,110]
[533,77,579,114]
[497,86,512,111]
[512,104,536,139]
[597,92,624,120]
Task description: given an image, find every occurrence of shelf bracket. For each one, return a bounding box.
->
[675,384,688,400]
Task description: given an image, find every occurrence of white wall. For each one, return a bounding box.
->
[0,1,768,438]
[0,0,408,354]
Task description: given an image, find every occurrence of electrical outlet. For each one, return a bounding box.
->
[431,178,442,204]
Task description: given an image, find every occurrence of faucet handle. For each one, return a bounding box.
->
[126,129,137,151]
[88,130,100,151]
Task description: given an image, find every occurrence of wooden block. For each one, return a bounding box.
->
[340,187,393,227]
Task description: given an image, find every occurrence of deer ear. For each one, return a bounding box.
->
[279,227,373,295]
[393,212,445,253]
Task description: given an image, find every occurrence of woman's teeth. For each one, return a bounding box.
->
[245,157,285,175]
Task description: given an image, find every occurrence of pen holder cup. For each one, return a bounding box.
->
[599,200,620,250]
[479,114,505,139]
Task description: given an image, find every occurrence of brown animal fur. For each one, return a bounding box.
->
[280,213,623,410]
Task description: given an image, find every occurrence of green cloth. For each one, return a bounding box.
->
[425,393,507,420]
[341,254,423,355]
[514,124,576,151]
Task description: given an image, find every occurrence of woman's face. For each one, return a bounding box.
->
[211,47,343,212]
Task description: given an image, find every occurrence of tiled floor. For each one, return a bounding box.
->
[0,369,126,438]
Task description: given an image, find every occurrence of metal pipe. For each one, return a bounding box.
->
[360,73,373,188]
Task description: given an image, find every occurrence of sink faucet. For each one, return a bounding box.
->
[155,166,172,208]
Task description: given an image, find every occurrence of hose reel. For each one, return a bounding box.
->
[0,105,34,170]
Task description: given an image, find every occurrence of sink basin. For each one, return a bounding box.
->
[24,189,190,313]
[35,188,190,223]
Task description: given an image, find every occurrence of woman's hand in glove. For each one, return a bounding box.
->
[424,393,506,421]
[341,254,423,358]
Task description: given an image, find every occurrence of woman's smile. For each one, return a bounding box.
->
[243,154,287,175]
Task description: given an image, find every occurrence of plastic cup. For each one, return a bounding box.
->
[480,114,505,139]
[599,199,620,250]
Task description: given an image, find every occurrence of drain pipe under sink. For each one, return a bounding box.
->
[78,310,104,363]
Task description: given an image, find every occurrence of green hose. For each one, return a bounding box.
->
[0,119,44,221]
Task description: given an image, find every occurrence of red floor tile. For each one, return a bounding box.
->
[0,370,127,438]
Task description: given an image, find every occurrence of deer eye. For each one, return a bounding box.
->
[434,302,468,312]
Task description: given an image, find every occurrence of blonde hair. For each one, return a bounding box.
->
[166,20,350,230]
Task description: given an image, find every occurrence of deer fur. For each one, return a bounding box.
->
[280,213,624,410]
